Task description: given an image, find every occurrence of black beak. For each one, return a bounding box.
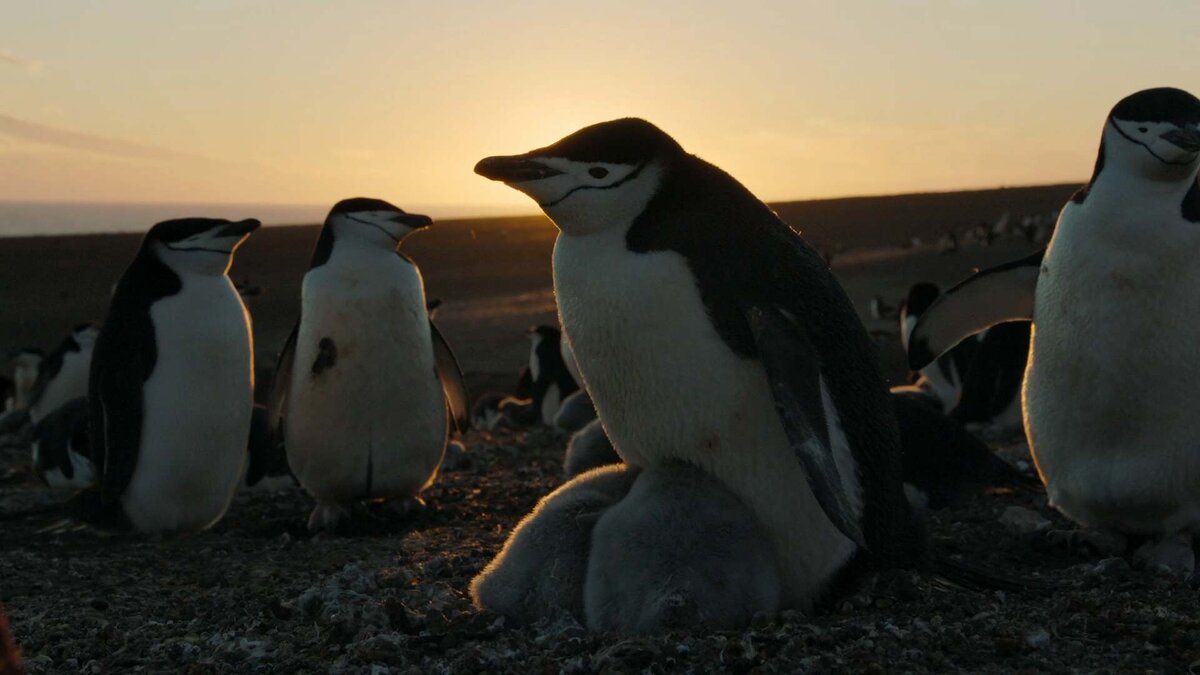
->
[393,212,433,229]
[1161,126,1200,153]
[475,155,564,183]
[219,219,262,237]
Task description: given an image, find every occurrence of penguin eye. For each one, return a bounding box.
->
[588,167,609,179]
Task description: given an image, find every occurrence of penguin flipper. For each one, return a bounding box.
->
[89,306,156,506]
[742,304,867,550]
[908,249,1044,371]
[430,320,470,433]
[266,320,299,442]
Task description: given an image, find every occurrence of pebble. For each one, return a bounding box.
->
[999,505,1051,534]
[1025,628,1051,649]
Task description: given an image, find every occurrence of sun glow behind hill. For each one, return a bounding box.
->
[2,2,1198,212]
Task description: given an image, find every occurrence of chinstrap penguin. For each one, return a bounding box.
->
[476,117,925,609]
[909,87,1200,574]
[525,325,579,425]
[270,198,469,532]
[27,323,100,425]
[30,396,93,488]
[563,418,621,477]
[85,217,261,532]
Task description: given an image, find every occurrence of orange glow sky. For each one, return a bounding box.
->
[3,2,1198,215]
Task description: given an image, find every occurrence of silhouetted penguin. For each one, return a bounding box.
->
[477,118,924,608]
[270,198,469,532]
[86,217,260,532]
[909,87,1200,574]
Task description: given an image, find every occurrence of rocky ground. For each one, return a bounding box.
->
[3,428,1200,674]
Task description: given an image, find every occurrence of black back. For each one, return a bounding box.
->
[87,242,182,525]
[952,322,1031,425]
[624,140,924,568]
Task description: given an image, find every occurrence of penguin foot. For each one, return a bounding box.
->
[1044,528,1127,557]
[307,502,352,533]
[1132,534,1195,576]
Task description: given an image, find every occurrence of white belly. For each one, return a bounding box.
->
[1027,207,1200,534]
[30,347,93,423]
[122,276,253,533]
[286,254,446,503]
[554,229,858,607]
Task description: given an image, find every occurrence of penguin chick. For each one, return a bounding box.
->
[563,418,621,477]
[470,464,639,623]
[584,461,782,633]
[553,388,597,434]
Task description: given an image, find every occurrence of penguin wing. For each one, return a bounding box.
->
[908,249,1044,371]
[430,320,470,433]
[266,320,299,441]
[742,303,867,549]
[89,309,156,504]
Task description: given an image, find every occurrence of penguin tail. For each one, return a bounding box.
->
[931,556,1062,592]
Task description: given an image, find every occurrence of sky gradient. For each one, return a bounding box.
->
[3,2,1198,215]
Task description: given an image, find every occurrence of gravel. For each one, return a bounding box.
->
[3,431,1200,673]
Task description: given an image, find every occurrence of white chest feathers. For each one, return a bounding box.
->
[122,273,253,533]
[1026,193,1200,534]
[285,245,446,503]
[552,229,860,607]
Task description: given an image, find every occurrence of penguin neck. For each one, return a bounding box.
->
[327,236,400,266]
[1087,164,1199,214]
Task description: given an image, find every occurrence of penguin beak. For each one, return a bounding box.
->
[1161,126,1200,153]
[474,155,564,183]
[393,212,433,229]
[218,219,262,238]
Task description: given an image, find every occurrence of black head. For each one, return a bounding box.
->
[1102,87,1200,178]
[324,197,433,247]
[143,217,260,274]
[475,118,684,234]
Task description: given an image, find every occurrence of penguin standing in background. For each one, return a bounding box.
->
[26,323,99,424]
[8,349,44,412]
[476,118,925,610]
[86,217,261,532]
[526,325,579,424]
[270,198,469,532]
[909,87,1200,574]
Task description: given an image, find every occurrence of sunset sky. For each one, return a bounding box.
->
[3,2,1198,215]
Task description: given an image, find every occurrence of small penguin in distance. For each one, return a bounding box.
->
[85,217,261,532]
[909,87,1200,573]
[27,323,99,425]
[526,325,579,425]
[476,117,925,611]
[31,396,93,488]
[270,198,469,532]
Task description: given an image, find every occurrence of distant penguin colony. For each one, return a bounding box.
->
[910,87,1200,574]
[86,217,261,532]
[269,198,469,532]
[6,85,1200,637]
[474,117,925,612]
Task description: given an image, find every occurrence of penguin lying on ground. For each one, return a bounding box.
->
[909,87,1200,574]
[475,117,1030,623]
[270,198,469,532]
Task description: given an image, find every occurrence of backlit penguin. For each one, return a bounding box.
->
[470,464,640,623]
[31,396,93,488]
[476,118,924,609]
[584,462,782,633]
[896,283,978,413]
[526,325,579,425]
[86,217,260,532]
[270,198,469,532]
[28,323,99,424]
[909,87,1200,573]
